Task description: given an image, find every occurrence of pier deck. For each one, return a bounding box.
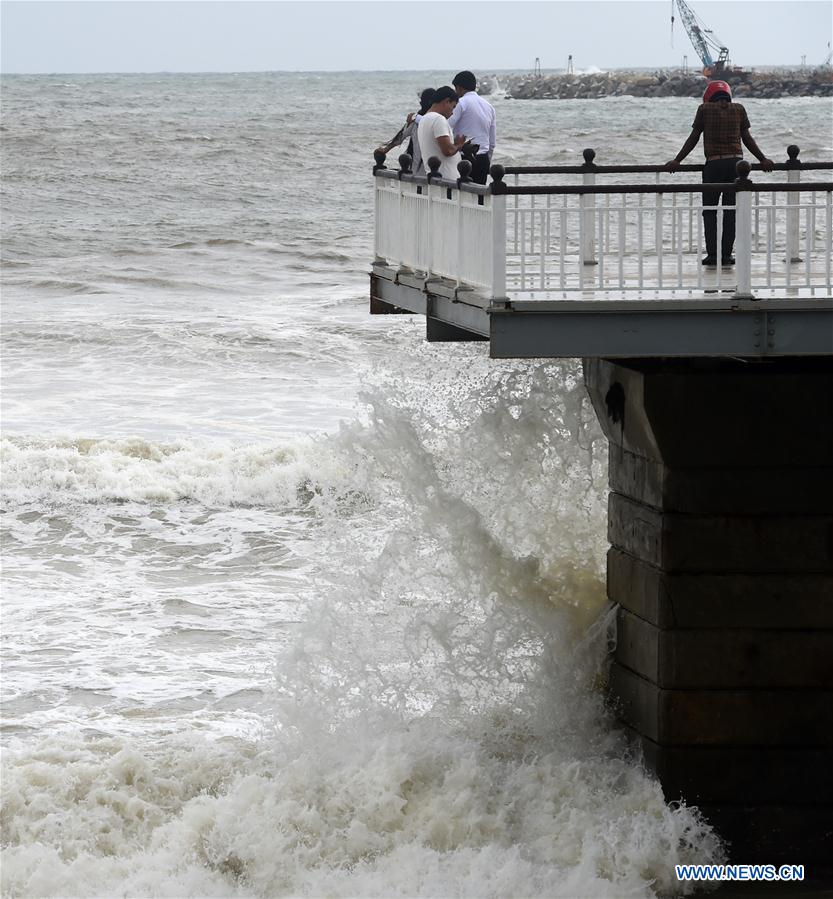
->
[371,259,833,358]
[371,150,833,358]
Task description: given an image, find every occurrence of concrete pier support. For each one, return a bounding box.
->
[584,357,833,864]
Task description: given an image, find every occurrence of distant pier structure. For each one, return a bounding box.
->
[370,148,833,863]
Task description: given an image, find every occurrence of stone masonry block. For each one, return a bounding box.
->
[584,357,833,468]
[609,447,833,516]
[696,804,833,864]
[607,549,833,629]
[609,494,833,574]
[615,607,833,688]
[609,663,833,746]
[631,730,833,806]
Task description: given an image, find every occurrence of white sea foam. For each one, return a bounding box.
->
[0,435,351,509]
[1,719,723,898]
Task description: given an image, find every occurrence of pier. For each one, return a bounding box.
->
[370,148,833,864]
[371,147,832,357]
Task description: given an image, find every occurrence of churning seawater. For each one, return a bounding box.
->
[2,71,831,898]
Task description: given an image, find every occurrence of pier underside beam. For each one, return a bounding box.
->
[491,306,833,358]
[584,357,833,863]
[427,317,489,343]
[369,268,490,339]
[371,267,833,358]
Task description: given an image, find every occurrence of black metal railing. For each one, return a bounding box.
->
[500,146,833,176]
[374,145,833,196]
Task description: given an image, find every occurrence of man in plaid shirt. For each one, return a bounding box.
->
[666,80,774,266]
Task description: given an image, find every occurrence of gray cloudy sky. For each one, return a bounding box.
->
[2,0,831,73]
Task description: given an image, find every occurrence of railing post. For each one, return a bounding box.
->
[734,161,755,299]
[398,154,412,272]
[490,165,507,300]
[456,158,472,188]
[426,157,441,278]
[373,150,386,263]
[455,160,472,287]
[581,148,597,265]
[785,144,802,264]
[655,171,664,261]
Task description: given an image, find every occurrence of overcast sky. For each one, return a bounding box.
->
[2,0,831,73]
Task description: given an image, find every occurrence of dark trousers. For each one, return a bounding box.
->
[471,153,491,185]
[702,157,740,258]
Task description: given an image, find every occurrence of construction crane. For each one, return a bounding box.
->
[671,0,731,76]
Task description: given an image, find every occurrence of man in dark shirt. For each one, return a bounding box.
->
[666,81,774,266]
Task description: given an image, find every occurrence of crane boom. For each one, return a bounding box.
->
[673,0,730,74]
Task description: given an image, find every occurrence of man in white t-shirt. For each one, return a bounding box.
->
[416,85,467,182]
[448,71,496,184]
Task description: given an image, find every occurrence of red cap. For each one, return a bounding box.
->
[703,80,732,102]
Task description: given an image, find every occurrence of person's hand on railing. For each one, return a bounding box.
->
[759,157,775,172]
[664,159,682,173]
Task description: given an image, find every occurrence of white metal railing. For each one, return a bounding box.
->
[375,173,503,294]
[373,154,833,302]
[502,187,833,297]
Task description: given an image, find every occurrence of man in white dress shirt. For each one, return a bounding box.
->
[416,86,467,182]
[448,71,496,184]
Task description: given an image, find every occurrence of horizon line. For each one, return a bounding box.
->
[1,62,815,75]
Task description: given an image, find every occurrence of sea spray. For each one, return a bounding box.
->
[2,356,725,897]
[246,355,725,895]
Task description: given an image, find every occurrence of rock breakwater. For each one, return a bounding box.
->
[502,69,833,100]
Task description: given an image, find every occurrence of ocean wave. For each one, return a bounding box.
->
[27,279,99,294]
[100,272,223,290]
[168,239,253,250]
[0,435,362,510]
